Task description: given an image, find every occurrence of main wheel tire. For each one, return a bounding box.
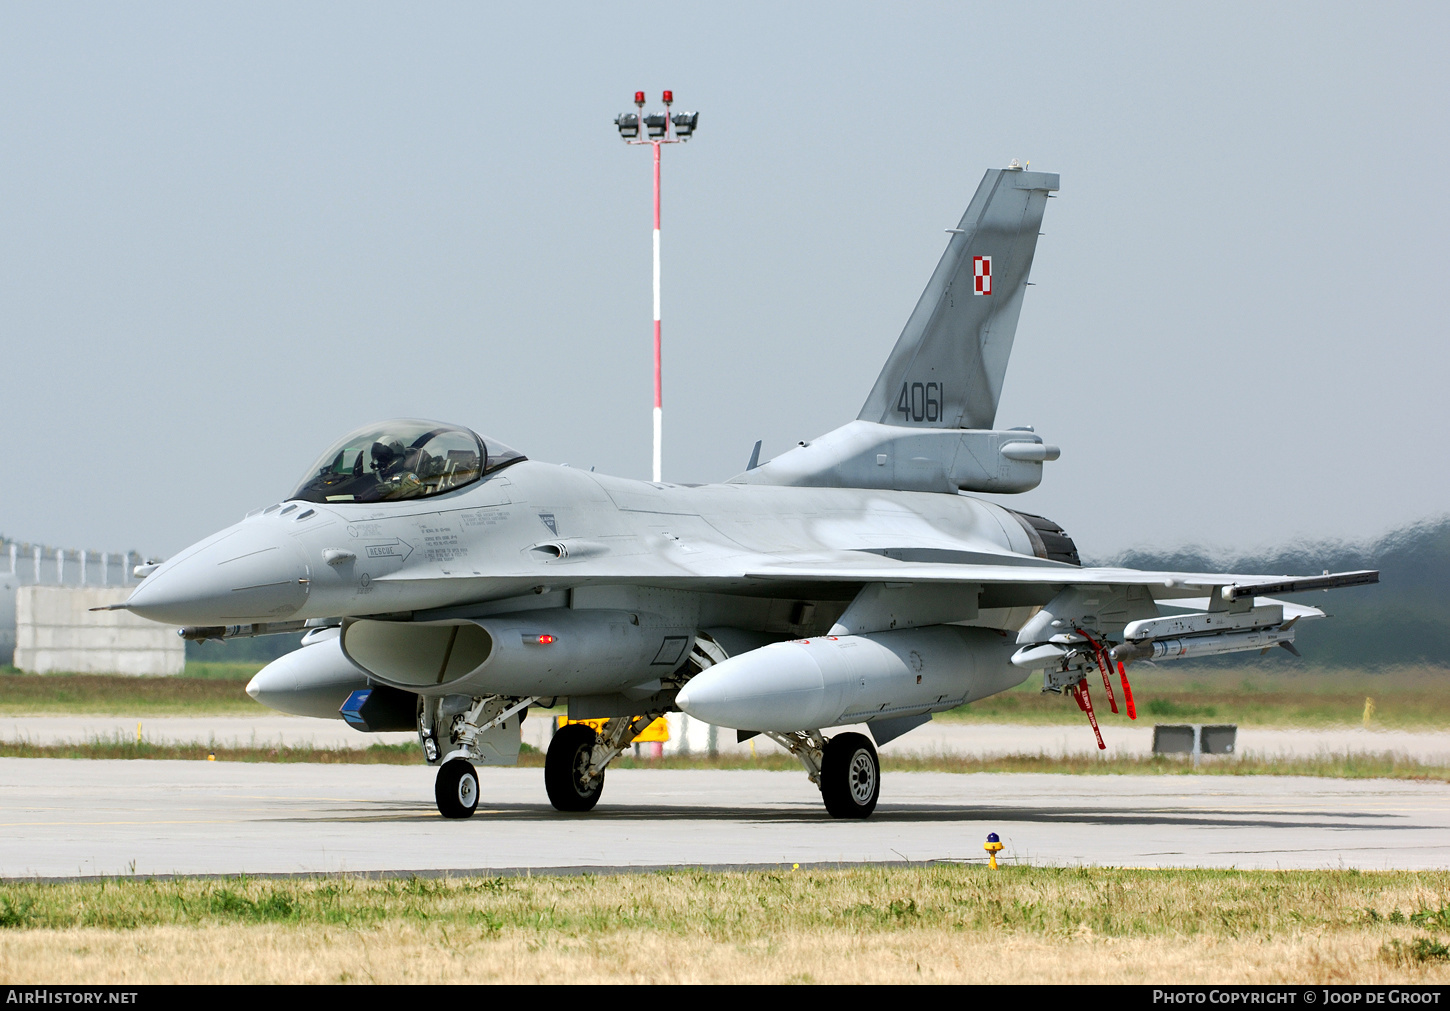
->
[820,732,880,819]
[435,758,479,819]
[545,723,605,812]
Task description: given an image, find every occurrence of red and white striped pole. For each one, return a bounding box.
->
[652,138,663,483]
[616,90,697,484]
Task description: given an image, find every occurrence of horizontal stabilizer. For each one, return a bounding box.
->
[730,420,1058,494]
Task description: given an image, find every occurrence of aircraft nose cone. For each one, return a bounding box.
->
[126,522,311,625]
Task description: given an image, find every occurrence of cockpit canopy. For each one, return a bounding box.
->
[291,420,525,504]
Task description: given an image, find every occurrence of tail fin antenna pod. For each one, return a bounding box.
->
[859,166,1059,430]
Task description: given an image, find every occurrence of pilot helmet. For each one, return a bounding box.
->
[370,439,407,472]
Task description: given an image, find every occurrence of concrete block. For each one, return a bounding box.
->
[13,586,184,676]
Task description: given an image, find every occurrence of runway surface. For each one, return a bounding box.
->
[6,714,1448,762]
[1,758,1446,879]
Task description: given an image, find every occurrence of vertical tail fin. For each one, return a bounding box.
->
[859,165,1058,430]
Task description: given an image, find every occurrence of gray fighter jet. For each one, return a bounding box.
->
[117,164,1376,819]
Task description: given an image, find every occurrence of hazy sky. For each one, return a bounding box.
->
[2,2,1446,561]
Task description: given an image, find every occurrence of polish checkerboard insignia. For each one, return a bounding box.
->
[973,255,992,295]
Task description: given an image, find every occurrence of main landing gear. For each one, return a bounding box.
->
[423,691,881,819]
[544,724,605,811]
[543,713,664,813]
[764,729,881,819]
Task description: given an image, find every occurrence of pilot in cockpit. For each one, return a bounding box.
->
[292,421,518,504]
[370,439,423,499]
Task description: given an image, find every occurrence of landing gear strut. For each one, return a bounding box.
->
[544,713,664,813]
[424,693,535,819]
[545,723,605,811]
[765,728,881,819]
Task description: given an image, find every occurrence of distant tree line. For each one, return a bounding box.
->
[1101,516,1450,669]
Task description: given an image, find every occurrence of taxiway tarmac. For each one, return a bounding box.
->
[1,758,1446,879]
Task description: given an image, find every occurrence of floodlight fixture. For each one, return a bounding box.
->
[670,111,698,138]
[644,112,669,138]
[615,112,640,139]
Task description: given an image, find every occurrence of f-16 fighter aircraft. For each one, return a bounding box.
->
[117,164,1376,819]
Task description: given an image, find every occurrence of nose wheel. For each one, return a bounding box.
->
[435,758,479,819]
[821,732,880,819]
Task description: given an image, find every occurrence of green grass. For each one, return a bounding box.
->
[1,737,1444,781]
[618,750,1450,781]
[0,866,1444,943]
[0,739,427,764]
[4,867,1447,983]
[179,661,267,681]
[943,664,1450,729]
[0,670,258,715]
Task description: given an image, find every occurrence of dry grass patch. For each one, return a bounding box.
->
[1,741,1444,781]
[0,738,427,764]
[943,664,1450,729]
[0,672,256,716]
[1,867,1447,984]
[5,925,1447,984]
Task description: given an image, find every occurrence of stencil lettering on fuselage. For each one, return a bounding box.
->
[363,539,413,561]
[458,508,508,529]
[416,520,466,563]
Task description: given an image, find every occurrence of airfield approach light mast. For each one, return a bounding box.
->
[614,90,700,483]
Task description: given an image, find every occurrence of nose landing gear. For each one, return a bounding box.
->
[434,758,479,819]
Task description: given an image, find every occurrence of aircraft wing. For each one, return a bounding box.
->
[743,556,1379,601]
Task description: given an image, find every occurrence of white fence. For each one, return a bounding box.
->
[2,540,143,588]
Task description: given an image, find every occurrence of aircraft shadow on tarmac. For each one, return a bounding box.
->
[275,801,1406,832]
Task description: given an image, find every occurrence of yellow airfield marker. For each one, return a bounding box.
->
[984,832,1004,869]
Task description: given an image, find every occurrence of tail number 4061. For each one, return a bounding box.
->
[896,382,943,423]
